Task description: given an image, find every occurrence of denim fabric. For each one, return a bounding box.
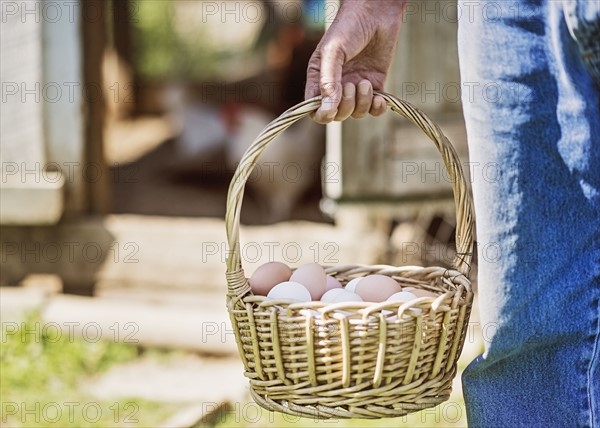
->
[457,1,600,427]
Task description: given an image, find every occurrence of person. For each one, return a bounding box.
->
[304,1,600,426]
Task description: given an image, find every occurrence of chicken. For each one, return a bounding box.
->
[225,104,325,223]
[162,83,229,163]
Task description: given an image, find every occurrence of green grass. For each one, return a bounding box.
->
[1,313,179,427]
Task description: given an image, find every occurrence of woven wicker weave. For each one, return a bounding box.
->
[225,92,474,419]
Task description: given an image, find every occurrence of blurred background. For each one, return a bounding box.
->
[1,1,480,427]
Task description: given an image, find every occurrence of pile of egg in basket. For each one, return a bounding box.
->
[250,261,439,318]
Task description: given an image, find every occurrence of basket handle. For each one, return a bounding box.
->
[225,92,474,293]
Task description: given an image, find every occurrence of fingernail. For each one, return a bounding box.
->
[358,81,370,96]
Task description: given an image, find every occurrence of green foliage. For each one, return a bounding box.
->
[132,0,226,80]
[1,313,178,427]
[1,313,137,396]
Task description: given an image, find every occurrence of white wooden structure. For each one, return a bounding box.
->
[1,0,85,224]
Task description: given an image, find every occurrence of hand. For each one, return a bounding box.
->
[305,1,406,124]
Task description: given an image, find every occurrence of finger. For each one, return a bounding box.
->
[335,83,356,121]
[313,107,338,124]
[305,51,322,99]
[370,95,387,117]
[351,80,373,119]
[318,41,345,115]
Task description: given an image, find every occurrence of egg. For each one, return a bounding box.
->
[387,291,423,315]
[335,291,364,303]
[321,289,364,303]
[355,275,402,302]
[344,277,363,293]
[249,261,292,296]
[325,275,342,291]
[290,263,327,300]
[267,281,312,302]
[404,287,438,298]
[386,291,418,302]
[320,288,347,303]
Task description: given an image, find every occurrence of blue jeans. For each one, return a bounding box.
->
[458,1,600,427]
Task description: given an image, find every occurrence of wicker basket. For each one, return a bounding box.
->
[225,91,474,419]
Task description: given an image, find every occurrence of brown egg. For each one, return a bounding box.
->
[404,287,438,298]
[249,262,292,296]
[355,275,402,302]
[325,275,342,291]
[290,263,327,300]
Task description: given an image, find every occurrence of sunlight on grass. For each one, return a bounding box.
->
[0,313,179,427]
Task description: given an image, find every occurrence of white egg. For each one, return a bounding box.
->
[267,281,312,302]
[321,289,363,303]
[336,291,364,303]
[320,288,348,303]
[386,291,418,302]
[387,291,422,315]
[344,277,363,293]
